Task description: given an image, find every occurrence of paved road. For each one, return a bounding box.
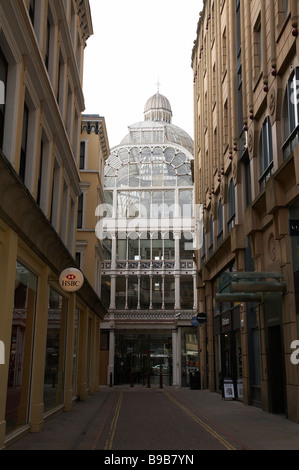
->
[5,386,299,452]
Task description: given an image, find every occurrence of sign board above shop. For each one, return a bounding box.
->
[59,268,84,293]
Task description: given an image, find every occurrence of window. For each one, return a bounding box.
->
[282,67,299,160]
[217,199,223,246]
[37,139,44,206]
[45,17,51,70]
[259,117,273,190]
[44,288,68,413]
[209,215,214,256]
[0,47,8,149]
[253,17,262,80]
[77,193,83,229]
[29,0,35,26]
[19,102,29,182]
[244,154,252,207]
[180,232,193,260]
[80,141,86,169]
[5,261,38,433]
[228,179,236,232]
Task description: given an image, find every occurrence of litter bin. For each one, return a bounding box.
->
[190,371,201,390]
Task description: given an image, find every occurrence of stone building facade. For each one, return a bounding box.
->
[192,0,299,422]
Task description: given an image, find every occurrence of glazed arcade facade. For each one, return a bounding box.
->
[98,93,200,388]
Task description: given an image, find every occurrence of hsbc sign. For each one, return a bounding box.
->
[59,268,84,293]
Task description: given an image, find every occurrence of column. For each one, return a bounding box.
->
[193,274,198,311]
[125,275,129,309]
[0,227,18,450]
[137,275,141,309]
[63,293,76,412]
[175,275,181,310]
[110,274,116,310]
[161,275,165,310]
[172,328,179,386]
[149,275,153,310]
[78,307,89,401]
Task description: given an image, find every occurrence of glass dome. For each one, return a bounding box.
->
[104,145,193,189]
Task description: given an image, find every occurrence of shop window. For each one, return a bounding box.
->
[5,261,38,434]
[43,288,68,413]
[72,308,80,397]
[259,117,273,190]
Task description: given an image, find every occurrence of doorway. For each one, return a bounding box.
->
[267,325,285,414]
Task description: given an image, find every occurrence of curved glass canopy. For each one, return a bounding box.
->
[105,146,193,188]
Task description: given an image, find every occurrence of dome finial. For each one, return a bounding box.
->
[156,77,161,93]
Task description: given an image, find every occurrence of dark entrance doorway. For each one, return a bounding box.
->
[267,325,285,414]
[114,333,172,386]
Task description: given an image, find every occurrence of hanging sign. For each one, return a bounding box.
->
[59,268,84,293]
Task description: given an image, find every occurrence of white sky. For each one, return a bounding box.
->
[83,0,203,150]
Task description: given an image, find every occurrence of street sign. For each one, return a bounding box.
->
[191,317,200,327]
[196,312,207,324]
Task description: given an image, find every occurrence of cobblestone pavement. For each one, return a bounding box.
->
[5,386,299,452]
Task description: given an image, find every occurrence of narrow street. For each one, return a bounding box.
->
[6,386,299,453]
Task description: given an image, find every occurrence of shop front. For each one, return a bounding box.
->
[213,306,243,400]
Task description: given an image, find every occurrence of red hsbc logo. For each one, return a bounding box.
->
[66,274,76,280]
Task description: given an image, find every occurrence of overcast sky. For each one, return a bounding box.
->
[83,0,203,150]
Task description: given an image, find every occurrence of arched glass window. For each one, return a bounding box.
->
[282,67,299,160]
[104,145,192,189]
[228,179,236,232]
[259,116,273,190]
